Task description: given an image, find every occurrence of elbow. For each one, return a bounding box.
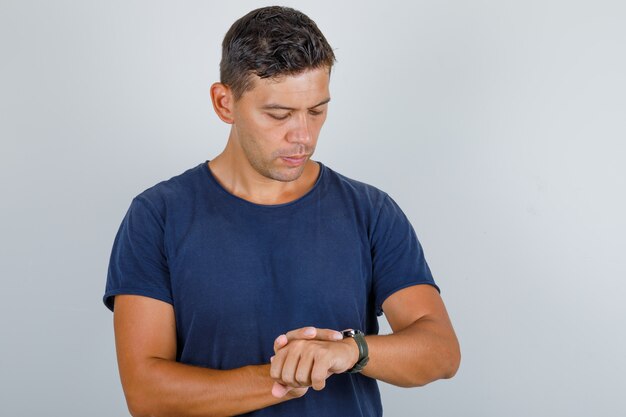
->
[442,346,461,379]
[123,377,165,417]
[121,362,171,417]
[409,340,462,387]
[125,391,155,417]
[127,404,147,417]
[440,337,461,380]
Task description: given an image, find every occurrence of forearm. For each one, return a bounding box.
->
[361,317,461,387]
[124,360,290,417]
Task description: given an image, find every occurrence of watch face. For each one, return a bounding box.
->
[342,329,357,338]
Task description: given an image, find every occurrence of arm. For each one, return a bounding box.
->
[360,284,460,387]
[270,284,460,391]
[113,294,307,417]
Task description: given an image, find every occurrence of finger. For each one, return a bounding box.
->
[311,357,331,391]
[295,350,315,387]
[274,328,313,355]
[273,334,288,353]
[281,350,302,387]
[271,381,291,398]
[287,386,309,399]
[284,327,343,343]
[270,349,287,380]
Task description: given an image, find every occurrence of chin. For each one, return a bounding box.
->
[268,166,307,183]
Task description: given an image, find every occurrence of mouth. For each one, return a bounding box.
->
[281,155,308,166]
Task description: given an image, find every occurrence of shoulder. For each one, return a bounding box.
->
[132,162,207,215]
[321,163,389,212]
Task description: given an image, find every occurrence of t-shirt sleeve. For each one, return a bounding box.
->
[371,194,439,316]
[103,196,173,312]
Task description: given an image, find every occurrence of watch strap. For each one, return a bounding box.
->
[342,329,369,373]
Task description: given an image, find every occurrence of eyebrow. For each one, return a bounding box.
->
[261,97,331,111]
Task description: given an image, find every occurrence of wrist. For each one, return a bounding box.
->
[340,337,360,369]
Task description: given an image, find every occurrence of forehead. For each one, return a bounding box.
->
[243,67,330,108]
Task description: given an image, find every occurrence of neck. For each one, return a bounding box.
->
[208,138,319,205]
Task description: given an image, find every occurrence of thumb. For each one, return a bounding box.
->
[271,381,292,398]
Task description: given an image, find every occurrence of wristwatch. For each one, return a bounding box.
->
[342,329,369,373]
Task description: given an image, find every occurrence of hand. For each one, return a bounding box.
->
[270,327,344,398]
[275,384,308,399]
[273,326,344,353]
[270,337,359,396]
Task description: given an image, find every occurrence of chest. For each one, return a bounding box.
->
[168,207,373,341]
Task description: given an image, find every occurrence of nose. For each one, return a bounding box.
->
[286,112,311,144]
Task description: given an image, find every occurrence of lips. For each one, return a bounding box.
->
[281,155,307,166]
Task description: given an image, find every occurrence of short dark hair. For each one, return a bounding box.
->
[220,6,336,100]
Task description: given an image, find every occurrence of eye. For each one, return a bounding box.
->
[268,113,289,120]
[309,110,323,116]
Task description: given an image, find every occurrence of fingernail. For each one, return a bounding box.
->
[304,328,315,336]
[270,356,274,362]
[333,332,343,340]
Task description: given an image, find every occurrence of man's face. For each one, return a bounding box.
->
[230,67,331,182]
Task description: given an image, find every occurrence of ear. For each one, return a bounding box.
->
[210,82,235,124]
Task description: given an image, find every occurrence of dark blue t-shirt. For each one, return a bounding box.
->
[104,160,438,416]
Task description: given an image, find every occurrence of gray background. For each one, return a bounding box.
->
[1,0,625,416]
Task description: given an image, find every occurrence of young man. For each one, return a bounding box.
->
[104,6,460,417]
